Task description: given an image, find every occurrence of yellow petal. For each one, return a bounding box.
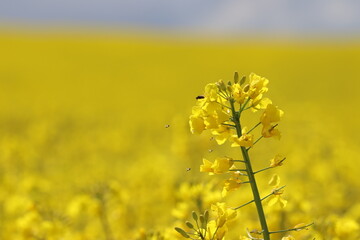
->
[268,174,280,187]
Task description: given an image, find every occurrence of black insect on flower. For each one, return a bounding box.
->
[196,95,205,100]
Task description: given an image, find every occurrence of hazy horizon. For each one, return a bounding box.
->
[1,0,360,36]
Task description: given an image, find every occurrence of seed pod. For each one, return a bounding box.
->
[192,211,198,221]
[204,210,209,223]
[217,80,226,91]
[234,72,239,83]
[199,215,206,229]
[186,221,194,229]
[226,85,232,92]
[243,84,250,92]
[240,76,246,85]
[175,227,190,238]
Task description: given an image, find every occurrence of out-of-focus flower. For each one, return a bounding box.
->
[334,218,359,237]
[281,235,295,240]
[66,195,100,218]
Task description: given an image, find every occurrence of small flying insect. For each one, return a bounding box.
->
[186,168,191,171]
[165,124,170,128]
[208,149,213,153]
[196,95,205,100]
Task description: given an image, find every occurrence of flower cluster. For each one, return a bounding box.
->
[177,72,312,240]
[189,73,283,146]
[192,73,285,198]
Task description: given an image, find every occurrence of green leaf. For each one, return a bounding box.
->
[175,227,190,238]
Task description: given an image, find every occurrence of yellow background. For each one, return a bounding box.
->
[0,31,359,239]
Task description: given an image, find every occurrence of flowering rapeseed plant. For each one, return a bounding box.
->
[177,72,313,240]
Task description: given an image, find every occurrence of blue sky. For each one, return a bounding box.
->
[1,0,360,34]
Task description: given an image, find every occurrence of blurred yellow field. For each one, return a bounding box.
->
[0,31,359,239]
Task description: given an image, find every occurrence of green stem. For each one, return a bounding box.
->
[98,197,114,240]
[233,185,286,210]
[247,122,261,134]
[232,186,285,210]
[211,225,220,240]
[233,199,254,210]
[269,222,314,234]
[222,123,236,127]
[253,166,273,175]
[240,98,251,112]
[248,136,263,150]
[232,160,245,163]
[230,100,271,240]
[229,169,247,172]
[194,218,205,239]
[247,124,279,150]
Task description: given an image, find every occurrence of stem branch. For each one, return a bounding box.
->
[269,222,314,234]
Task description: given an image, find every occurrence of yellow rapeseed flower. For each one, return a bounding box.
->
[268,174,287,208]
[231,133,254,148]
[231,83,247,104]
[250,96,272,112]
[268,174,281,187]
[262,124,281,139]
[260,104,284,139]
[212,157,234,174]
[222,171,243,196]
[204,115,219,129]
[268,192,288,208]
[200,157,234,175]
[260,104,284,126]
[270,154,285,167]
[211,125,232,145]
[200,158,214,174]
[206,220,227,240]
[204,83,220,102]
[189,115,206,134]
[248,73,269,100]
[211,202,237,228]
